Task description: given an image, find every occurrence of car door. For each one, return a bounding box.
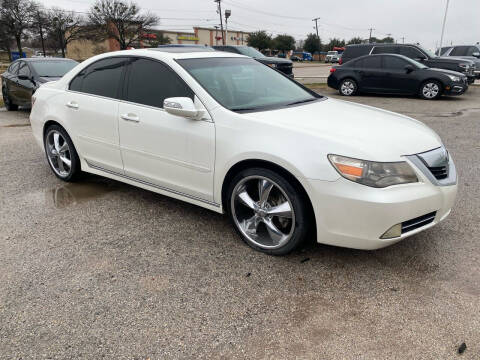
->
[380,56,418,94]
[118,57,215,202]
[354,56,384,92]
[66,57,128,174]
[3,62,20,102]
[16,62,34,105]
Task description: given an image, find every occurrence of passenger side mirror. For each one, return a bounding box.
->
[404,65,414,73]
[472,52,480,58]
[415,56,426,61]
[163,97,203,120]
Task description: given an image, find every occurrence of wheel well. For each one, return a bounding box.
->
[43,120,63,138]
[221,159,316,227]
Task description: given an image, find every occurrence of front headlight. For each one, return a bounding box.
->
[447,74,460,82]
[328,154,418,188]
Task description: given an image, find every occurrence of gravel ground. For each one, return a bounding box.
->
[0,88,479,359]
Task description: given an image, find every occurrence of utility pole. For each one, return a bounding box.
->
[37,10,46,57]
[368,28,375,43]
[386,33,392,43]
[214,0,225,45]
[401,36,405,44]
[438,0,450,53]
[312,17,320,54]
[214,25,219,45]
[225,9,231,45]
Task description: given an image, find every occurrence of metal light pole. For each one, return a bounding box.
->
[214,0,225,45]
[438,0,450,54]
[312,17,320,55]
[225,9,231,45]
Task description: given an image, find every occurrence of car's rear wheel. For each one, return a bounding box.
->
[227,168,310,255]
[44,125,81,181]
[420,80,442,100]
[339,78,358,96]
[2,87,18,111]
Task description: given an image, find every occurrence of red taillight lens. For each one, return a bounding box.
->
[339,58,343,65]
[330,68,336,73]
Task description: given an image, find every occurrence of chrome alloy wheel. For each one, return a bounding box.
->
[422,82,439,99]
[340,80,355,95]
[45,130,72,177]
[231,176,295,250]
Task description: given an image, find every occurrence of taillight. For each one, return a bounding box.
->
[31,95,36,107]
[339,58,343,65]
[330,68,336,73]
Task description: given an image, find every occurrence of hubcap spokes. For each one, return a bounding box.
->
[423,83,439,98]
[46,131,71,177]
[341,81,354,95]
[232,176,295,249]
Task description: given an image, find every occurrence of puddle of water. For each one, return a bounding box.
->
[48,180,117,208]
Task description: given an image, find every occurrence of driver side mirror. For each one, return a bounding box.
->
[415,56,426,61]
[404,65,415,73]
[163,97,204,120]
[472,52,480,58]
[18,74,32,81]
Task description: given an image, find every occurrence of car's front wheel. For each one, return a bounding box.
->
[420,80,442,100]
[44,125,81,181]
[339,78,358,96]
[2,87,18,111]
[227,168,310,255]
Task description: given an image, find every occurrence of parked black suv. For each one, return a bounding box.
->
[213,45,294,77]
[341,43,476,84]
[437,45,480,79]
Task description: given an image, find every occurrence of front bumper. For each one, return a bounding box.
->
[306,154,457,250]
[444,81,468,95]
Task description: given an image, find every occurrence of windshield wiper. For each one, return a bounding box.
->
[286,98,316,106]
[231,107,258,112]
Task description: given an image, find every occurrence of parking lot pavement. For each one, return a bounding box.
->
[1,88,479,359]
[293,62,332,83]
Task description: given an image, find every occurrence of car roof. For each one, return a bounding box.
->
[348,53,413,61]
[151,47,215,53]
[16,57,77,62]
[86,48,248,61]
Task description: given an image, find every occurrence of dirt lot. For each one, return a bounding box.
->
[1,87,479,359]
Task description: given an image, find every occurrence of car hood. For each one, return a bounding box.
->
[243,98,442,162]
[447,56,480,66]
[427,68,466,77]
[255,57,292,65]
[433,56,474,65]
[38,76,62,83]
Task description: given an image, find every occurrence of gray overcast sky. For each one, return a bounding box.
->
[43,0,479,50]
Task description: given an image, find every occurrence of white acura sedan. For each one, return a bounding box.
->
[30,48,457,255]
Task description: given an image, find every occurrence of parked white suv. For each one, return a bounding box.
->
[325,51,340,63]
[30,48,457,254]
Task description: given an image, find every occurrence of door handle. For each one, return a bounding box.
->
[66,101,79,109]
[120,113,140,123]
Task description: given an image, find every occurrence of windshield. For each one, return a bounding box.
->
[178,57,319,112]
[235,46,265,58]
[30,60,78,77]
[417,45,436,58]
[327,51,337,55]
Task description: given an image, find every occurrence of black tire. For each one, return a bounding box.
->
[2,87,18,111]
[226,167,311,255]
[339,78,358,96]
[43,124,82,182]
[419,80,442,100]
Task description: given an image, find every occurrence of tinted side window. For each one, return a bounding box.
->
[18,63,31,77]
[69,57,127,99]
[357,56,382,69]
[126,58,194,108]
[383,56,408,69]
[399,46,425,59]
[8,62,20,74]
[344,46,372,58]
[371,46,399,54]
[450,46,471,56]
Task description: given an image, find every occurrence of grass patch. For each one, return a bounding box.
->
[0,98,4,108]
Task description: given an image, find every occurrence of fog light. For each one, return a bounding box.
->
[380,223,402,239]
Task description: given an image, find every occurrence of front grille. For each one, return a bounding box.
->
[401,211,436,234]
[428,165,449,180]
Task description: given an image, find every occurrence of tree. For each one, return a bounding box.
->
[0,17,15,60]
[303,33,321,55]
[48,8,85,57]
[273,34,295,54]
[31,7,49,56]
[247,30,272,51]
[326,38,345,50]
[88,0,158,50]
[0,0,37,56]
[347,37,363,45]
